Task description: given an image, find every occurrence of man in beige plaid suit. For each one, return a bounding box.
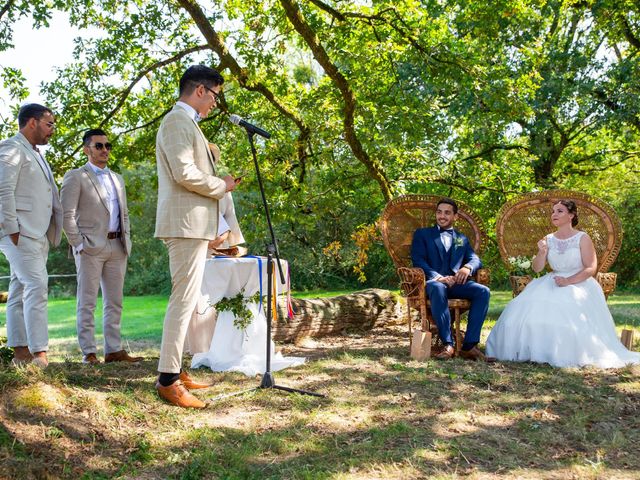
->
[154,65,239,408]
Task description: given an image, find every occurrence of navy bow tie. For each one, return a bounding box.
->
[440,228,454,235]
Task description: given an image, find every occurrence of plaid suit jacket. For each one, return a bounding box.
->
[154,106,227,239]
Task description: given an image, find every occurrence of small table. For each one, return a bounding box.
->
[191,256,305,376]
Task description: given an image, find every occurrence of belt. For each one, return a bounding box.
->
[107,231,121,239]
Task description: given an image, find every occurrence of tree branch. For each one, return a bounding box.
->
[428,177,521,196]
[563,154,635,175]
[279,0,393,201]
[622,16,640,50]
[589,86,640,132]
[308,1,470,73]
[0,0,14,21]
[176,0,312,172]
[99,44,210,129]
[118,106,173,136]
[460,144,531,162]
[307,0,345,21]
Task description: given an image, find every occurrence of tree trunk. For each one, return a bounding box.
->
[272,288,405,343]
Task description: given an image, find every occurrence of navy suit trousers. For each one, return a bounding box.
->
[426,280,490,346]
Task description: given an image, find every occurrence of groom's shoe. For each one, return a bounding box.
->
[434,345,455,360]
[460,346,496,363]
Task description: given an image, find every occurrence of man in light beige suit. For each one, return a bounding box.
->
[60,128,143,365]
[0,103,62,368]
[155,65,239,408]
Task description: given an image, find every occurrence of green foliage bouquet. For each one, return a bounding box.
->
[213,290,262,331]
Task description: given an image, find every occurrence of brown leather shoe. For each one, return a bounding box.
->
[11,346,33,367]
[156,380,206,408]
[104,350,144,363]
[82,353,100,364]
[179,370,214,390]
[13,346,33,361]
[434,345,455,360]
[31,352,49,369]
[459,346,496,362]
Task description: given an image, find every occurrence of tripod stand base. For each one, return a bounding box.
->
[208,373,325,402]
[260,371,325,397]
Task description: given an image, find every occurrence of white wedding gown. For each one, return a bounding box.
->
[486,231,640,368]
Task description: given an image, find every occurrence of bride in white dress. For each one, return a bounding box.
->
[486,200,640,368]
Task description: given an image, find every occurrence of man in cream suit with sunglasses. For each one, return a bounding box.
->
[0,103,62,368]
[60,128,142,366]
[154,65,239,408]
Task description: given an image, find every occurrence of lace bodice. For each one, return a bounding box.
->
[546,231,585,275]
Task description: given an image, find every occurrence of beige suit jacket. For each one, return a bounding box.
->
[60,163,132,255]
[0,132,62,246]
[154,106,227,239]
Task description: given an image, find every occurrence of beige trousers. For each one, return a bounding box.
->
[0,235,49,353]
[158,238,209,373]
[74,237,127,355]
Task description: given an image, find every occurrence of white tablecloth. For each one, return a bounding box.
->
[191,256,305,376]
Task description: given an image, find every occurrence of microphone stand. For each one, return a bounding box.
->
[210,129,324,401]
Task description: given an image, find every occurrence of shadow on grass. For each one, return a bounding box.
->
[2,342,640,479]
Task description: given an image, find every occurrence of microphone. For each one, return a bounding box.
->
[229,114,271,139]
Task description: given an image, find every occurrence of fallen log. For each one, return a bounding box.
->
[273,288,405,343]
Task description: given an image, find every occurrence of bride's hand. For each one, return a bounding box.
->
[554,276,570,287]
[537,238,548,254]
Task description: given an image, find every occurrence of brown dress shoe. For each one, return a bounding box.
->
[104,350,144,363]
[13,346,33,363]
[31,352,49,369]
[434,345,455,360]
[179,371,214,390]
[459,346,496,362]
[82,353,100,364]
[156,380,206,408]
[11,346,33,367]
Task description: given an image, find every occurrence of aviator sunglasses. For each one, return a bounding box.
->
[88,142,113,151]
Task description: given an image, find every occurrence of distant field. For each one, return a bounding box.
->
[1,290,639,359]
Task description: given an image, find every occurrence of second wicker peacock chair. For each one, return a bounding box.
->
[495,190,622,298]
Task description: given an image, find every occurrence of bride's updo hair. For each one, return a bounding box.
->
[557,200,578,227]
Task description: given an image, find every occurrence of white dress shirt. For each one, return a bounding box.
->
[176,101,200,122]
[89,163,121,233]
[440,229,453,252]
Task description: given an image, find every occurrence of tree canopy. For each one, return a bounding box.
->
[1,0,639,290]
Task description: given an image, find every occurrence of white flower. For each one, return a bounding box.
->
[509,255,533,275]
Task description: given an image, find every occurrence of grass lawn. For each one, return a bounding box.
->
[1,290,640,479]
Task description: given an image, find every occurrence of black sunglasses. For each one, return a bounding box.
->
[89,142,113,151]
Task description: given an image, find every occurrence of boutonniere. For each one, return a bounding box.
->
[454,237,464,248]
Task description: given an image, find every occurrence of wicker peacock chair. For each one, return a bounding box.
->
[495,190,622,298]
[379,195,490,355]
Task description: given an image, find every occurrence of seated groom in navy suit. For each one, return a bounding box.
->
[411,198,491,361]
